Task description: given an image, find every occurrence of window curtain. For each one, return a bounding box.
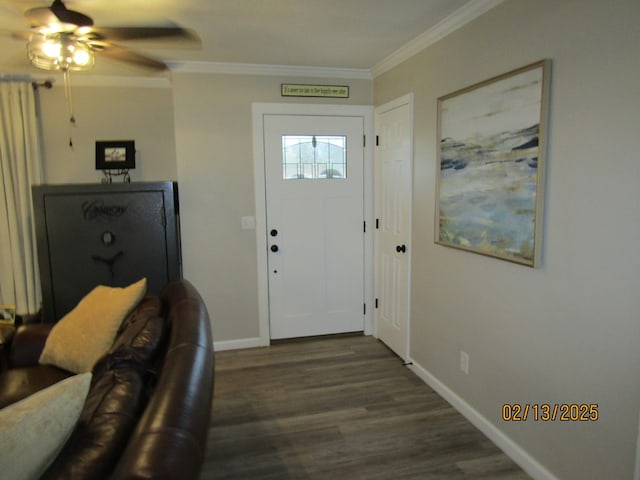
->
[0,81,43,315]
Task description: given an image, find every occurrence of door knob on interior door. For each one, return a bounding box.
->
[396,244,406,253]
[271,245,279,253]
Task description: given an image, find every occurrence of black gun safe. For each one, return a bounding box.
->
[32,182,181,322]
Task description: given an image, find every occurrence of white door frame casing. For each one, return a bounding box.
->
[252,102,375,346]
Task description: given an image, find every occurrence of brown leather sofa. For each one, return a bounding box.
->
[0,279,214,479]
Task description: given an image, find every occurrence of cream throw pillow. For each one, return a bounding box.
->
[40,278,147,373]
[0,372,92,480]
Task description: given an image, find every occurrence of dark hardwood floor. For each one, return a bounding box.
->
[202,335,530,479]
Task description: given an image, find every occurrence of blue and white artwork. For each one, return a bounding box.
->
[436,61,549,267]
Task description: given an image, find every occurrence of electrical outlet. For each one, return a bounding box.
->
[460,351,469,375]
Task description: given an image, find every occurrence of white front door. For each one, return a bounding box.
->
[264,114,365,339]
[375,94,413,361]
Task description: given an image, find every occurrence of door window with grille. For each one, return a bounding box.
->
[282,135,346,180]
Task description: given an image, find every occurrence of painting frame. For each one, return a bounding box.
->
[435,60,551,267]
[95,140,135,170]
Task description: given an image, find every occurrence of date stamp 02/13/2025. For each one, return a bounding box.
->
[502,404,599,422]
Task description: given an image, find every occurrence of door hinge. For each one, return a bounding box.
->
[375,218,380,229]
[364,303,366,315]
[363,220,366,233]
[363,135,366,147]
[375,298,379,309]
[376,135,379,146]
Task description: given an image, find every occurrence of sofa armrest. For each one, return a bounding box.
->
[111,279,215,480]
[9,324,54,368]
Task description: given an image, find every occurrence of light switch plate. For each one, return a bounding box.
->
[241,216,256,230]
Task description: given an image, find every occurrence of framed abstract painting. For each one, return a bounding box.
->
[435,60,551,267]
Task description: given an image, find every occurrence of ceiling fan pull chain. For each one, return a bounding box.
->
[63,70,76,148]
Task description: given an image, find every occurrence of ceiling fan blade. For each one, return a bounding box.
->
[93,43,168,71]
[91,25,199,43]
[10,30,31,41]
[25,1,93,28]
[50,0,93,26]
[0,29,30,41]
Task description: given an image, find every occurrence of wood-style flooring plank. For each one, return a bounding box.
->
[201,335,529,479]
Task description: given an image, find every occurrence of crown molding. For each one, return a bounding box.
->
[371,0,505,78]
[167,61,372,80]
[11,63,370,89]
[55,75,172,88]
[1,71,171,88]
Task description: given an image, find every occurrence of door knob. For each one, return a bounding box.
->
[396,244,406,253]
[271,245,279,253]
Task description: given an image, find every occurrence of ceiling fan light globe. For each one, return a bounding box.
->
[28,33,94,71]
[42,39,61,58]
[38,22,76,35]
[72,48,92,67]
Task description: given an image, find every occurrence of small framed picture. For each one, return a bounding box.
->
[96,140,135,170]
[0,304,16,324]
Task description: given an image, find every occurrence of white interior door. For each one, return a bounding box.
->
[375,94,413,361]
[264,114,365,339]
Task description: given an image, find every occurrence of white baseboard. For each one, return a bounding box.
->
[408,359,558,480]
[213,337,268,351]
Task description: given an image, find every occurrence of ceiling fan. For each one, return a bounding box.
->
[11,0,198,72]
[6,0,199,148]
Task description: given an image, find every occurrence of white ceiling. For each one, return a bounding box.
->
[0,0,497,77]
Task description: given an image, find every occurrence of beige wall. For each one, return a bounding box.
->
[374,0,640,478]
[35,73,371,344]
[171,73,372,342]
[39,84,177,183]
